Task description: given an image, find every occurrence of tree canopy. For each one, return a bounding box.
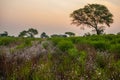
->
[19,28,38,37]
[70,4,113,35]
[0,31,8,37]
[28,28,38,37]
[40,32,49,38]
[65,32,75,37]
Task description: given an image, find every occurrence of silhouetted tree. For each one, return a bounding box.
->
[51,34,59,38]
[40,32,49,38]
[28,28,38,37]
[117,32,120,35]
[0,31,8,37]
[59,34,67,37]
[19,28,38,37]
[70,4,113,35]
[18,30,28,37]
[65,32,75,37]
[51,34,67,38]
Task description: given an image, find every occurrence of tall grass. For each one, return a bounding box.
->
[0,35,120,79]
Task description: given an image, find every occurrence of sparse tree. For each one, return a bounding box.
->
[0,31,8,37]
[18,30,27,37]
[40,32,49,38]
[70,4,113,35]
[19,28,38,37]
[65,32,75,37]
[28,28,38,37]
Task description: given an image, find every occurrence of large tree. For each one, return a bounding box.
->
[19,28,38,37]
[28,28,38,37]
[70,4,113,35]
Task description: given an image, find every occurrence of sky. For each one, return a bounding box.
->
[0,0,120,36]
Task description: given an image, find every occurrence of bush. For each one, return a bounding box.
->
[110,44,120,54]
[91,41,110,51]
[78,51,87,63]
[50,37,63,45]
[57,40,74,52]
[42,41,49,49]
[68,48,79,57]
[96,54,107,69]
[16,38,32,49]
[0,37,16,46]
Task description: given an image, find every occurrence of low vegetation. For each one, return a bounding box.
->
[0,34,120,80]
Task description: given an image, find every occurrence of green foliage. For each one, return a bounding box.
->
[19,28,38,37]
[42,41,49,49]
[18,30,28,37]
[96,54,107,69]
[0,37,16,46]
[70,4,113,35]
[16,38,32,49]
[1,35,120,80]
[51,34,67,38]
[0,31,8,37]
[78,51,87,65]
[50,37,64,45]
[40,32,49,38]
[91,41,110,51]
[68,48,79,57]
[57,40,74,52]
[110,44,120,54]
[65,32,75,37]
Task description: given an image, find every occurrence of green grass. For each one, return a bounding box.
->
[0,34,120,80]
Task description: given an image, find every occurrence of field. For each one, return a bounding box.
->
[0,34,120,80]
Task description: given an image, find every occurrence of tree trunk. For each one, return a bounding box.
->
[96,29,100,35]
[95,26,100,35]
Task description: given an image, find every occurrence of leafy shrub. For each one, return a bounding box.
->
[68,48,79,57]
[91,41,110,51]
[50,37,63,45]
[110,44,120,54]
[57,40,74,52]
[104,34,115,40]
[77,51,87,74]
[42,41,49,49]
[96,54,107,69]
[68,37,81,44]
[78,51,87,63]
[0,37,16,46]
[16,38,32,49]
[116,38,120,44]
[89,35,103,41]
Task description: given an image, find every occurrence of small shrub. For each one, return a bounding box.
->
[16,38,32,49]
[110,44,120,53]
[50,37,63,45]
[0,37,16,46]
[42,41,49,49]
[57,40,74,52]
[115,60,120,70]
[68,48,79,57]
[91,41,110,51]
[78,51,87,63]
[96,54,107,69]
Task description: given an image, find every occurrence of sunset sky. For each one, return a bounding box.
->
[0,0,120,36]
